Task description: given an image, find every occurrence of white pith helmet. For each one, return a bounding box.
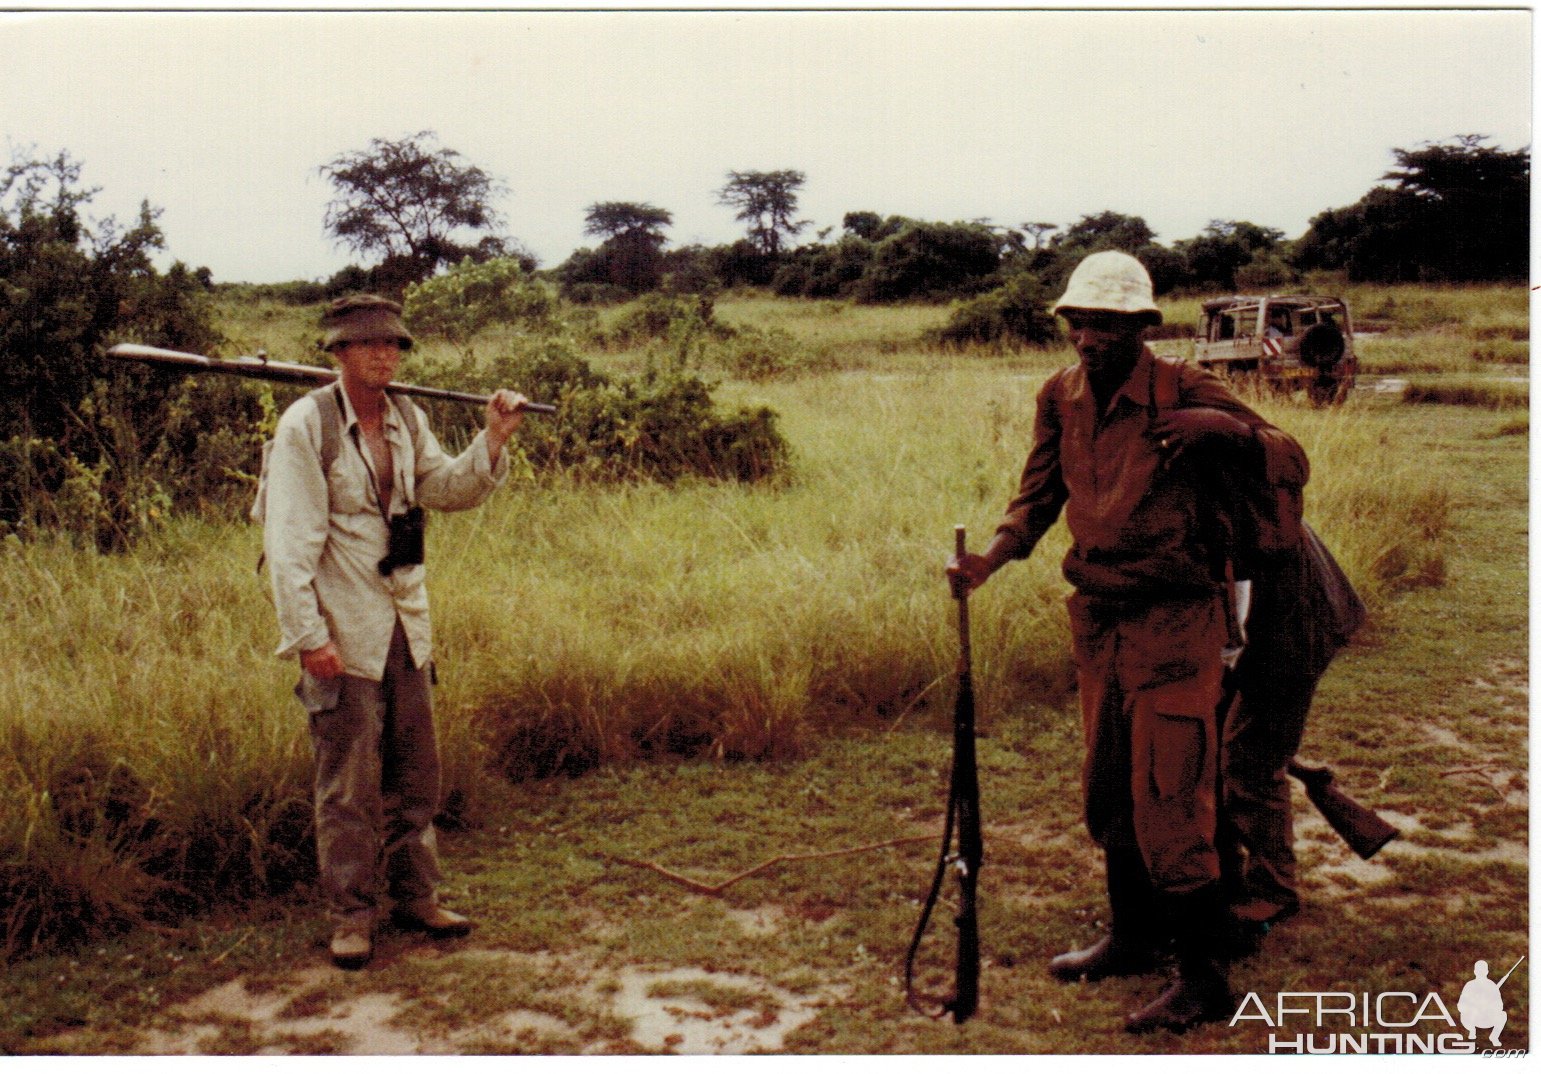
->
[1052,250,1162,325]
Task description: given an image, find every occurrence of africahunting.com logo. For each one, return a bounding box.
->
[1231,954,1526,1055]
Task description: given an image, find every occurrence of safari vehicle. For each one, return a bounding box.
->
[1192,295,1357,404]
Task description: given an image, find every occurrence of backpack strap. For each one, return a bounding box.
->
[254,385,342,574]
[1149,352,1182,414]
[307,384,344,477]
[385,393,422,506]
[308,384,420,478]
[390,391,421,446]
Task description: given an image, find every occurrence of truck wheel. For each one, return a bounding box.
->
[1301,323,1346,369]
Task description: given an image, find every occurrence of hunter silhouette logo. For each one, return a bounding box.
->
[1459,956,1523,1047]
[1232,952,1527,1054]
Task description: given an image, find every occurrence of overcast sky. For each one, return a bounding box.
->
[3,8,1531,283]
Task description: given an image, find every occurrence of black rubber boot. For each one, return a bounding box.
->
[1050,847,1164,982]
[1125,885,1235,1034]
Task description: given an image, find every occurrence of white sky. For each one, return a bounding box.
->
[2,8,1531,283]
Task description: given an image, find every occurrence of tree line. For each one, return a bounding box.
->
[0,130,1527,545]
[301,131,1528,309]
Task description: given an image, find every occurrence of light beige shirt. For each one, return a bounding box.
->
[262,387,508,680]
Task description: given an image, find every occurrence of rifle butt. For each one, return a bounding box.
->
[1288,760,1399,859]
[948,906,980,1024]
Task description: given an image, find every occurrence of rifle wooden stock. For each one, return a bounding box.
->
[1287,759,1398,859]
[107,343,557,414]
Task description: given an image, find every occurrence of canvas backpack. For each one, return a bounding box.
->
[1150,355,1305,572]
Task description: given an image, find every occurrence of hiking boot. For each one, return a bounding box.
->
[392,898,474,939]
[1049,935,1162,982]
[1051,846,1165,982]
[330,922,373,970]
[1125,884,1235,1034]
[1124,969,1234,1033]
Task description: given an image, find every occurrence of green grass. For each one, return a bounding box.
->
[0,286,1527,1054]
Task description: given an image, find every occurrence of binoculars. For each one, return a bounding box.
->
[378,506,426,576]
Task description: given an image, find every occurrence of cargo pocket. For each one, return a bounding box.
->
[296,669,343,717]
[1135,667,1219,789]
[1145,709,1206,800]
[1132,678,1222,889]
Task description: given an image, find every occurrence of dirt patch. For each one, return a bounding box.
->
[138,967,449,1055]
[723,905,788,938]
[71,939,837,1056]
[606,966,830,1054]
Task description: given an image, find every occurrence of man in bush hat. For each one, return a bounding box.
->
[948,251,1307,1032]
[261,294,529,969]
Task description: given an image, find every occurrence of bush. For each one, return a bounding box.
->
[604,292,730,350]
[481,340,790,483]
[853,221,1002,303]
[0,150,225,548]
[712,325,810,380]
[850,217,1004,302]
[933,273,1060,349]
[561,281,633,306]
[770,235,877,299]
[659,245,722,295]
[1235,253,1300,291]
[404,256,559,347]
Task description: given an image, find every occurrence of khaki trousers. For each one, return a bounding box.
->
[1219,671,1316,922]
[300,620,443,924]
[1069,592,1227,895]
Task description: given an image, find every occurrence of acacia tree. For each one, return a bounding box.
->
[581,201,673,292]
[584,201,672,245]
[1295,136,1527,282]
[717,169,807,257]
[1021,221,1057,249]
[319,131,509,287]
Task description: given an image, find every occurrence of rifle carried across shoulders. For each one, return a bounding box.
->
[905,525,983,1024]
[107,343,557,413]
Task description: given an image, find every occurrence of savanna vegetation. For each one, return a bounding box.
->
[0,128,1527,1054]
[0,274,1527,1054]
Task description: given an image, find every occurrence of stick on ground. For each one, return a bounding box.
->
[603,835,936,897]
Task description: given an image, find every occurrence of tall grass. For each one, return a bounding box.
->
[1337,281,1530,336]
[0,522,310,955]
[1,303,1475,957]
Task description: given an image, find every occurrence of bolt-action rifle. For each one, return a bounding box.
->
[107,343,557,413]
[1286,759,1398,860]
[905,525,983,1025]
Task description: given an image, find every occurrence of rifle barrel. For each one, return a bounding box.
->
[948,523,982,1024]
[107,343,557,414]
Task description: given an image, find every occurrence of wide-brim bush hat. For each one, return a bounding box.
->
[321,294,414,351]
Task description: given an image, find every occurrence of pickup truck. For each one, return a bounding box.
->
[1189,294,1357,404]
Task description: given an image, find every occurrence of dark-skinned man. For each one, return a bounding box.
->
[948,252,1308,1032]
